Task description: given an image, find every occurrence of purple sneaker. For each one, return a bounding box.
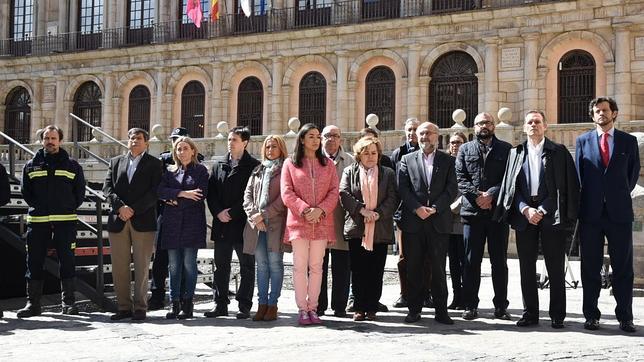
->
[308,310,322,324]
[298,310,312,326]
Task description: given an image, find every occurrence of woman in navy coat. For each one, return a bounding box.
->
[158,136,209,319]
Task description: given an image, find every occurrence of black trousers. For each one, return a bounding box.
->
[398,234,432,299]
[348,239,388,313]
[26,222,76,280]
[213,240,255,309]
[318,248,350,312]
[580,206,634,322]
[462,217,509,310]
[516,224,567,321]
[404,227,449,314]
[150,215,168,299]
[447,233,464,299]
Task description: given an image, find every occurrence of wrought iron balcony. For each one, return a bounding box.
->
[0,0,568,58]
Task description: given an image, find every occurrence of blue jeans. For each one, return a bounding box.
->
[168,247,199,302]
[255,232,284,306]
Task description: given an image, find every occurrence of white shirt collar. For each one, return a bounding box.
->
[596,127,615,138]
[527,137,545,153]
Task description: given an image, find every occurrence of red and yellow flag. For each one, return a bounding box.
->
[211,0,220,21]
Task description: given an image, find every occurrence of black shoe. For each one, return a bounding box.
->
[423,295,434,309]
[148,297,165,311]
[462,308,478,320]
[110,310,133,321]
[178,299,194,320]
[62,304,79,315]
[551,319,564,329]
[132,310,147,321]
[377,302,389,313]
[166,301,181,320]
[316,309,326,316]
[236,306,251,320]
[494,308,512,320]
[584,318,600,330]
[393,295,408,308]
[204,304,228,318]
[447,299,461,310]
[435,312,454,325]
[333,310,347,318]
[516,314,539,327]
[619,320,636,333]
[404,312,421,323]
[17,302,42,318]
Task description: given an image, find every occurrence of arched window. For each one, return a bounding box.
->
[73,81,102,142]
[4,87,31,144]
[179,0,210,39]
[128,85,151,132]
[298,72,326,130]
[365,66,395,131]
[78,0,104,50]
[558,50,595,124]
[429,51,478,128]
[237,77,263,136]
[9,0,33,56]
[127,0,154,44]
[181,81,205,138]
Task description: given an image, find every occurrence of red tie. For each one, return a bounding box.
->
[600,133,610,167]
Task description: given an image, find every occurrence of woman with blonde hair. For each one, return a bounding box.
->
[243,135,289,321]
[158,136,209,319]
[340,137,398,321]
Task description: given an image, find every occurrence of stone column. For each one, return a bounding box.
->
[58,0,69,34]
[116,0,126,28]
[614,24,632,122]
[36,1,47,37]
[153,68,166,131]
[69,0,79,48]
[407,45,421,123]
[522,32,540,116]
[211,64,223,137]
[103,74,116,136]
[336,51,349,131]
[31,80,43,137]
[483,37,499,114]
[271,56,284,134]
[0,1,9,40]
[55,78,67,127]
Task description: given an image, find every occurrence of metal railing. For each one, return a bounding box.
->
[0,129,115,311]
[0,0,569,58]
[69,113,128,166]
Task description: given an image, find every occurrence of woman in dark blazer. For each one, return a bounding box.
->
[158,137,209,320]
[340,136,399,321]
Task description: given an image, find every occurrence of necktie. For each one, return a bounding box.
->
[600,133,609,167]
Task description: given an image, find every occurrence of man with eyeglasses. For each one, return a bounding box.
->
[390,118,431,309]
[455,112,512,322]
[317,125,354,317]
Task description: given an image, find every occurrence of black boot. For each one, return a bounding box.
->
[178,299,194,320]
[17,280,44,318]
[166,301,181,320]
[61,278,79,315]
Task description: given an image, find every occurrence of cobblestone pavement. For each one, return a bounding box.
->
[0,257,642,361]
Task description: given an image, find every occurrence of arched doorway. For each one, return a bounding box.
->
[181,81,206,138]
[237,77,263,135]
[558,50,595,123]
[4,86,31,143]
[365,66,395,131]
[298,71,327,130]
[128,85,151,132]
[73,81,102,141]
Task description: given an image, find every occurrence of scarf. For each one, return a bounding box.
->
[259,159,282,211]
[359,164,378,251]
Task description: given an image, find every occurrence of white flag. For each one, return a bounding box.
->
[240,0,251,17]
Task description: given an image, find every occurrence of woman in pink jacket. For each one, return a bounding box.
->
[281,123,339,325]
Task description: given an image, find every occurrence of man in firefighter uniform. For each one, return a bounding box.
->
[18,125,86,318]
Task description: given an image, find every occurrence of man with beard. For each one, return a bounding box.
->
[455,112,512,321]
[398,122,457,324]
[576,97,639,333]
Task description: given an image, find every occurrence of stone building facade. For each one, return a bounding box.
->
[0,0,643,143]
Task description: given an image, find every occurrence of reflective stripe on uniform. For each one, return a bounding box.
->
[28,170,48,179]
[27,214,78,223]
[54,170,76,180]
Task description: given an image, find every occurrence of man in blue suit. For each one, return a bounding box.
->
[576,97,640,333]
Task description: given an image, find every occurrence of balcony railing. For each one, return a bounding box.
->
[0,0,568,58]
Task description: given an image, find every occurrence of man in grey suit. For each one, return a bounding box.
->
[397,122,457,324]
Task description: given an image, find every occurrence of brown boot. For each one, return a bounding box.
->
[263,305,278,321]
[253,304,268,321]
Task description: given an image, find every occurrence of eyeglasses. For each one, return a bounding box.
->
[475,120,493,127]
[323,134,340,140]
